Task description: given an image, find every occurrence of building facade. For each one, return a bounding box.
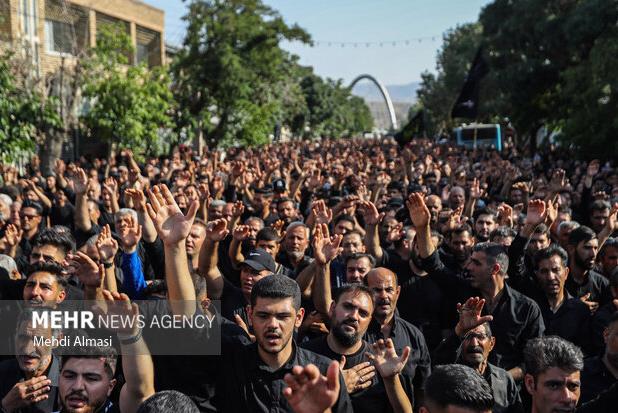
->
[0,0,165,77]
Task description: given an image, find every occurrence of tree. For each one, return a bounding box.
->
[80,24,174,158]
[416,23,483,135]
[172,0,311,148]
[0,51,63,164]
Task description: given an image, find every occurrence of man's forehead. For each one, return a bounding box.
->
[62,357,109,374]
[339,293,372,310]
[28,272,56,284]
[539,367,580,382]
[366,270,396,286]
[253,297,296,312]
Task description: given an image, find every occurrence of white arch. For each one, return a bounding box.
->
[349,74,398,130]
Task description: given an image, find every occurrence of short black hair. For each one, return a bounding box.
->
[524,336,583,380]
[490,226,517,242]
[568,225,597,246]
[473,207,497,222]
[250,275,300,311]
[60,340,118,379]
[472,242,509,275]
[534,244,569,270]
[590,200,610,212]
[449,223,473,239]
[20,200,43,216]
[532,223,549,236]
[344,253,376,268]
[32,228,75,256]
[137,391,199,413]
[599,238,618,258]
[257,227,280,242]
[26,261,68,290]
[334,214,355,226]
[424,364,494,411]
[332,284,374,307]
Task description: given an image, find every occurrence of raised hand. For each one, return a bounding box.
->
[272,219,285,238]
[99,290,140,338]
[358,200,383,226]
[341,358,376,394]
[312,200,333,225]
[469,178,483,199]
[524,199,546,227]
[125,188,146,212]
[2,224,22,248]
[103,177,118,198]
[234,314,256,343]
[96,224,118,264]
[283,361,341,413]
[146,184,199,246]
[454,297,494,337]
[312,224,343,265]
[0,375,51,411]
[580,293,599,314]
[406,193,431,229]
[367,339,410,379]
[232,224,251,241]
[548,169,567,194]
[71,167,89,196]
[544,196,559,227]
[205,218,229,242]
[497,203,514,228]
[66,251,104,289]
[231,201,245,218]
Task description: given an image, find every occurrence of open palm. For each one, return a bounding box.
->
[283,362,340,413]
[367,339,410,379]
[147,184,198,246]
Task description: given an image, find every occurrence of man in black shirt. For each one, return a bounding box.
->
[566,226,611,312]
[302,284,412,413]
[432,297,522,413]
[211,275,352,412]
[581,312,618,404]
[409,193,544,381]
[363,267,432,407]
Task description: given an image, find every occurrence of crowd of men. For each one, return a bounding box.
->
[0,136,617,412]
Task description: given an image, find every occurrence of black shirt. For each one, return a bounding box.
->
[220,278,250,325]
[364,316,432,406]
[576,381,618,413]
[211,340,353,412]
[421,250,545,371]
[565,269,611,307]
[580,356,618,404]
[537,293,592,355]
[591,303,616,355]
[0,356,60,413]
[302,337,391,413]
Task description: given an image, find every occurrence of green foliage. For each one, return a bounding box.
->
[81,24,173,157]
[173,0,371,146]
[0,53,63,163]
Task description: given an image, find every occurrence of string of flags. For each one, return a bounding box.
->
[308,35,441,48]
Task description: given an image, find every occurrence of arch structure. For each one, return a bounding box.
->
[349,74,398,130]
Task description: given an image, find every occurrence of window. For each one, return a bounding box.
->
[45,19,73,54]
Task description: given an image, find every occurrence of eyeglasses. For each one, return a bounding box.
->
[20,214,40,220]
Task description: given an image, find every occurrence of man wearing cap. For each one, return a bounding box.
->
[199,218,276,325]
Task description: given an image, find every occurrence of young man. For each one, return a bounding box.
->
[524,336,583,413]
[211,276,352,412]
[302,284,412,412]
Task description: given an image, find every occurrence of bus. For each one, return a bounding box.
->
[453,124,502,151]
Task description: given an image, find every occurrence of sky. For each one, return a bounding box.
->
[144,0,493,86]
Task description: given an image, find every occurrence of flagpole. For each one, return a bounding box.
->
[473,121,478,149]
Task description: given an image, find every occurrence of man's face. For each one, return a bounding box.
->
[525,368,580,413]
[257,239,279,258]
[346,257,372,283]
[252,193,271,211]
[283,226,308,259]
[341,233,365,259]
[10,201,21,226]
[557,227,573,249]
[449,187,465,209]
[59,358,116,413]
[15,322,54,376]
[239,266,270,296]
[250,297,303,356]
[366,270,400,321]
[460,325,495,370]
[114,214,133,235]
[277,201,296,224]
[329,291,373,347]
[425,196,442,224]
[591,208,610,233]
[474,214,496,242]
[87,201,100,224]
[334,220,354,236]
[528,232,550,254]
[20,207,42,232]
[449,231,474,260]
[186,224,206,256]
[572,239,599,270]
[208,205,224,220]
[46,176,56,190]
[245,220,263,246]
[510,188,524,205]
[30,244,65,265]
[101,187,112,206]
[23,272,66,305]
[535,255,568,298]
[465,251,493,289]
[600,246,618,276]
[604,321,618,371]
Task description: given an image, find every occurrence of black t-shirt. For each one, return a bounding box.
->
[0,356,60,413]
[301,337,391,413]
[220,278,250,325]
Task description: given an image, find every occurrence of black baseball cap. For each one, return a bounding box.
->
[243,248,276,273]
[273,178,286,193]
